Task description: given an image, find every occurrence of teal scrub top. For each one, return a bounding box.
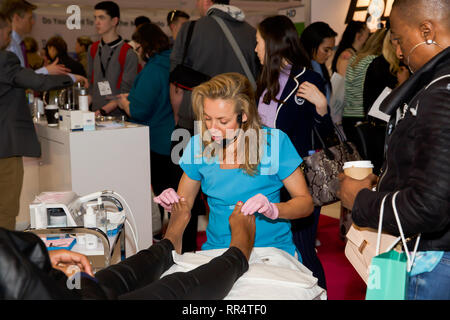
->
[180,127,303,260]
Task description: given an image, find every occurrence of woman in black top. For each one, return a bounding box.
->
[362,30,410,174]
[46,36,86,77]
[331,20,369,76]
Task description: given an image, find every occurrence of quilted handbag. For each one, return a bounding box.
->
[302,125,362,206]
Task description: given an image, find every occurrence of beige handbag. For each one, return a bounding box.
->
[344,194,400,284]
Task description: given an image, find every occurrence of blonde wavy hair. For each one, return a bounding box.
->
[351,28,387,67]
[382,30,400,75]
[191,73,264,176]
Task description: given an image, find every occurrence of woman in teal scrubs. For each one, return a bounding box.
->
[154,73,314,261]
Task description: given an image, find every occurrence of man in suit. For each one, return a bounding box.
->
[0,13,87,229]
[0,0,70,75]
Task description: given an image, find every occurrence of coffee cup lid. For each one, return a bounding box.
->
[45,104,58,110]
[343,160,374,169]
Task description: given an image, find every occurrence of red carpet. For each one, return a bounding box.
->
[195,214,367,300]
[196,231,207,251]
[316,214,367,300]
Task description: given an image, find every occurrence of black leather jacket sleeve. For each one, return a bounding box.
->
[0,228,79,299]
[351,78,450,243]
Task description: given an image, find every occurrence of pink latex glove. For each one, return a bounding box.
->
[241,193,279,220]
[153,188,180,211]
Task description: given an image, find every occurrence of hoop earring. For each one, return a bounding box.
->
[406,39,443,73]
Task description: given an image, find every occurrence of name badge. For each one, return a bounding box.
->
[98,81,112,96]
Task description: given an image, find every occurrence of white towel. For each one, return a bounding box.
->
[160,247,327,300]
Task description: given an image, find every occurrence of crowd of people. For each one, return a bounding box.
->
[0,0,448,300]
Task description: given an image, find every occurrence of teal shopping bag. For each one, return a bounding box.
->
[364,191,421,300]
[365,250,408,300]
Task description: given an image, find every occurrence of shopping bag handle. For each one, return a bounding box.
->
[376,191,421,272]
[391,192,421,272]
[376,194,401,256]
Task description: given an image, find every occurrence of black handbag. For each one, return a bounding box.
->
[354,117,387,174]
[301,124,362,207]
[169,21,211,91]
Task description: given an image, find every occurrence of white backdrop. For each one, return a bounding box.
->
[31,6,179,53]
[28,1,375,60]
[29,1,297,53]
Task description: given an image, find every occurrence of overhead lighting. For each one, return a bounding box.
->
[345,0,393,26]
[367,0,385,30]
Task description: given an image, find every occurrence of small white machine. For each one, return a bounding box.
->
[29,190,139,251]
[30,191,82,227]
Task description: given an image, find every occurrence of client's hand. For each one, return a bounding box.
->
[48,249,93,277]
[337,173,378,210]
[241,193,279,220]
[153,188,181,212]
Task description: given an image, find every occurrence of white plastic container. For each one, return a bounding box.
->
[78,87,89,112]
[96,197,107,234]
[34,203,48,229]
[84,204,98,249]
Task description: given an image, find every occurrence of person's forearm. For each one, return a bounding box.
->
[275,195,314,219]
[102,100,119,113]
[35,66,47,75]
[119,99,131,117]
[170,83,182,125]
[14,67,73,92]
[176,174,201,213]
[315,101,328,117]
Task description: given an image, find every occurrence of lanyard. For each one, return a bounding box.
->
[98,42,120,78]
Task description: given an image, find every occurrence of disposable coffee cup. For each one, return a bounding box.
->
[45,104,59,126]
[343,161,374,180]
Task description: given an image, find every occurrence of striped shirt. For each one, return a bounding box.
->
[343,54,377,118]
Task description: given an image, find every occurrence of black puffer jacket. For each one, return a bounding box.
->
[351,47,450,252]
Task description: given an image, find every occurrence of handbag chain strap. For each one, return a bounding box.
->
[376,191,421,272]
[210,15,257,91]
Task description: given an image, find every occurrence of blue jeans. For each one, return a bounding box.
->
[408,251,450,300]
